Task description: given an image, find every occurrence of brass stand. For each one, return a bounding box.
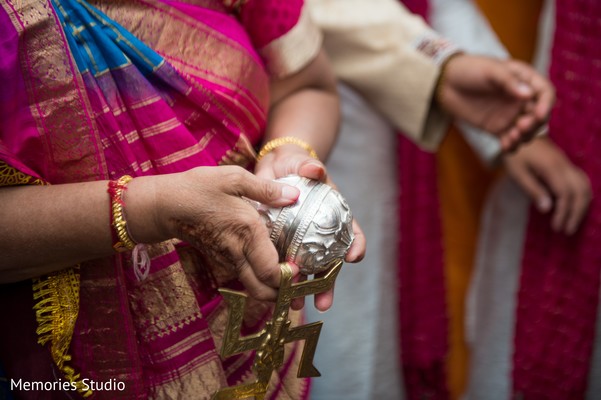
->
[212,260,342,400]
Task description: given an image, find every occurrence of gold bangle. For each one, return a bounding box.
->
[256,137,319,162]
[108,175,137,252]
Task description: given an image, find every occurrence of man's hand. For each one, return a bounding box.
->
[503,137,591,235]
[437,54,555,152]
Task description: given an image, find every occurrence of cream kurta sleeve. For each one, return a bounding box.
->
[307,0,454,151]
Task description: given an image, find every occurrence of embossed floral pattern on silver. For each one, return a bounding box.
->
[259,175,354,275]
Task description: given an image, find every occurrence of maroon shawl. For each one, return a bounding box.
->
[512,1,601,398]
[398,1,450,399]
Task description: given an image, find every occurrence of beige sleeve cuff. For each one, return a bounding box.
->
[308,0,453,151]
[259,5,324,78]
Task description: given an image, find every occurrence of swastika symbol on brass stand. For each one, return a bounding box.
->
[212,260,343,400]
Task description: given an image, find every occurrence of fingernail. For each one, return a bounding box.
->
[306,160,323,168]
[538,197,552,212]
[517,82,533,96]
[345,248,361,263]
[281,185,300,201]
[304,160,326,177]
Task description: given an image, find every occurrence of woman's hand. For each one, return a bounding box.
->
[503,137,592,235]
[251,47,365,311]
[127,166,301,302]
[254,144,366,311]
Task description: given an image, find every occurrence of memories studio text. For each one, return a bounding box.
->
[10,378,125,392]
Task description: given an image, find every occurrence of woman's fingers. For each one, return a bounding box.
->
[345,219,366,263]
[225,166,299,207]
[255,151,327,182]
[230,162,360,307]
[237,217,284,296]
[291,272,308,310]
[297,158,327,181]
[236,261,279,301]
[314,286,335,312]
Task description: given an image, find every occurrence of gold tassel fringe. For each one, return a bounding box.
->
[32,267,92,397]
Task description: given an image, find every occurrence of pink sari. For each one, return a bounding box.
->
[0,0,319,398]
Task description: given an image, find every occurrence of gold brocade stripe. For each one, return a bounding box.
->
[91,0,269,133]
[151,330,212,365]
[219,134,256,169]
[138,117,181,139]
[158,0,229,13]
[154,131,214,168]
[0,160,90,397]
[150,355,226,399]
[6,0,107,184]
[127,247,206,342]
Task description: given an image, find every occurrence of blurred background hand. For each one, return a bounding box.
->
[502,136,591,235]
[437,54,555,152]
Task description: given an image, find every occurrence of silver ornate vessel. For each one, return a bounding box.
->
[259,175,354,275]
